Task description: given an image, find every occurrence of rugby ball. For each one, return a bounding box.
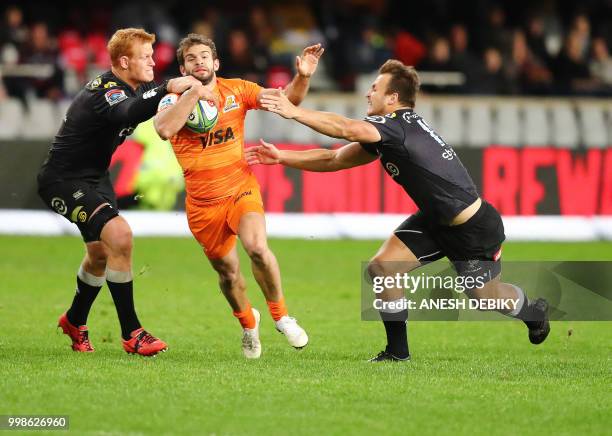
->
[185,100,218,133]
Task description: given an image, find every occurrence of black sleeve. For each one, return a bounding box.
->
[359,141,378,155]
[92,82,168,125]
[360,115,405,153]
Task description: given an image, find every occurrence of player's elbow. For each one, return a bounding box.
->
[288,95,303,106]
[154,119,174,140]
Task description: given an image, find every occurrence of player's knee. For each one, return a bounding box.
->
[218,267,241,289]
[88,250,108,270]
[103,220,133,257]
[367,258,388,280]
[113,229,133,256]
[244,240,269,265]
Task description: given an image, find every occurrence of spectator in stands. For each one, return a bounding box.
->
[480,4,513,55]
[249,6,274,50]
[392,29,426,69]
[1,5,27,47]
[419,37,455,72]
[350,23,393,74]
[11,22,64,101]
[221,29,265,84]
[449,24,480,92]
[553,30,598,94]
[525,14,553,67]
[418,36,462,93]
[1,5,27,99]
[590,37,612,89]
[474,47,513,95]
[510,29,553,95]
[570,13,591,59]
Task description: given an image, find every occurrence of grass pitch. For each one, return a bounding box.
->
[0,236,611,435]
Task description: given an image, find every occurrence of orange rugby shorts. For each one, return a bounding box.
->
[186,175,264,259]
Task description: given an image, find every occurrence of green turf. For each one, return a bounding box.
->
[0,236,611,435]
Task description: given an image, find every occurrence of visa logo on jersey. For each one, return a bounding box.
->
[199,127,235,149]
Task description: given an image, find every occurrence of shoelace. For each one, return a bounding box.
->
[78,330,92,349]
[137,330,158,344]
[242,331,257,349]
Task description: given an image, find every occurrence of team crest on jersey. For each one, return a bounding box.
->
[105,89,127,106]
[51,197,67,215]
[223,95,240,113]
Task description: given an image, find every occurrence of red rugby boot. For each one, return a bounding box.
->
[57,312,94,352]
[122,328,167,356]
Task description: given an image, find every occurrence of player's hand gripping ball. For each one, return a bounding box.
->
[186,100,218,133]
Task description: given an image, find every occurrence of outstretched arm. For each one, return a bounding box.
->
[245,139,377,172]
[258,44,324,107]
[260,91,381,143]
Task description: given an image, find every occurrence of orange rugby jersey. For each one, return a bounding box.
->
[158,78,262,202]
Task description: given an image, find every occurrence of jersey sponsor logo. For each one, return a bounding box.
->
[119,126,135,137]
[105,89,128,106]
[385,162,400,178]
[234,190,252,204]
[70,205,87,223]
[51,197,67,215]
[72,190,85,200]
[199,127,235,149]
[142,89,158,99]
[442,149,456,160]
[223,95,240,113]
[364,115,386,124]
[402,112,414,123]
[88,76,102,89]
[104,81,118,89]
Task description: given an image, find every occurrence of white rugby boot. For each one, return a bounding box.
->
[275,316,308,349]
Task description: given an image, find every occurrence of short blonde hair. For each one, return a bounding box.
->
[107,28,156,67]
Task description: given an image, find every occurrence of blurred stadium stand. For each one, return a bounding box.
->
[0,95,609,148]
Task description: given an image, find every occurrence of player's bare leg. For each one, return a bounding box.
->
[366,234,420,362]
[99,214,167,355]
[238,212,282,301]
[467,275,550,344]
[209,247,261,358]
[209,247,251,312]
[238,212,308,348]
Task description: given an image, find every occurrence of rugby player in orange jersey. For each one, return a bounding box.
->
[154,34,324,358]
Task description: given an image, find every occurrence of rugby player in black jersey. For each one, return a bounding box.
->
[246,59,550,362]
[37,28,211,356]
